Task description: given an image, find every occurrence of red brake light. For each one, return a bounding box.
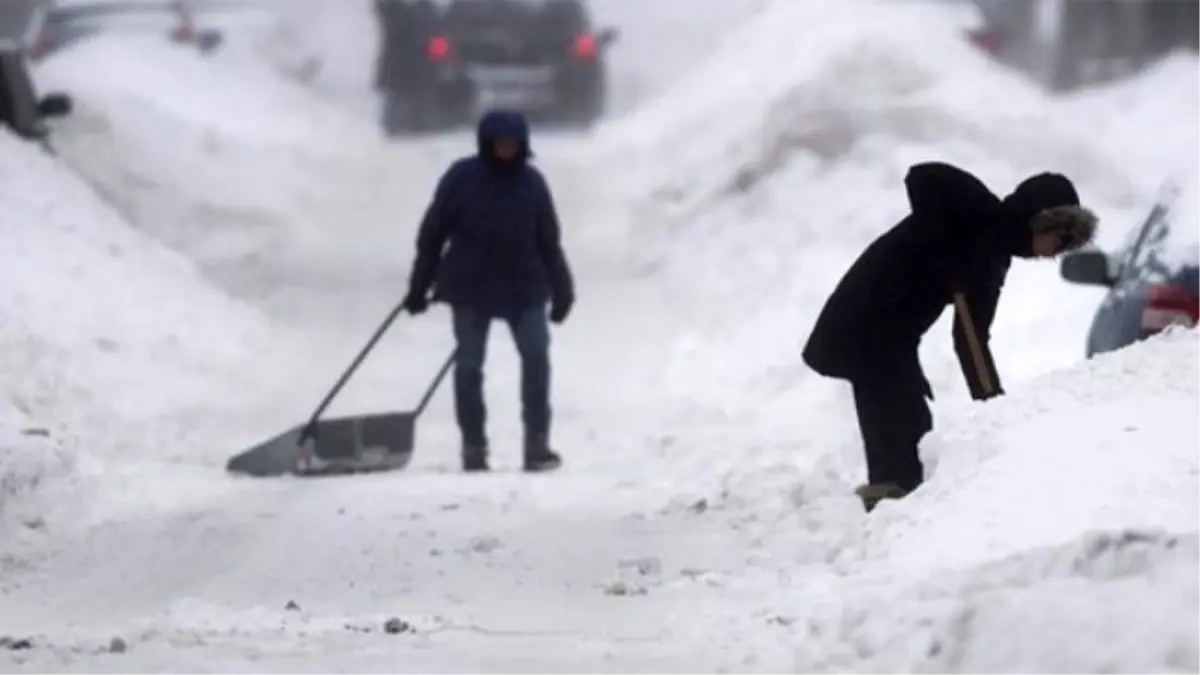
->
[1142,284,1199,331]
[571,34,598,59]
[428,35,450,60]
[1146,284,1197,311]
[965,28,1002,55]
[171,23,197,43]
[30,29,54,61]
[170,3,197,43]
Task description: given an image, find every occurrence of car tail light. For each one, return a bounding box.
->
[29,28,54,61]
[965,27,1002,55]
[427,35,451,60]
[571,34,598,59]
[171,22,197,43]
[170,3,197,43]
[1141,284,1199,331]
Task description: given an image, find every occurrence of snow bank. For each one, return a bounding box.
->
[584,0,1179,419]
[1062,51,1200,195]
[589,0,770,113]
[771,329,1198,671]
[1060,51,1199,271]
[0,404,84,549]
[35,34,428,281]
[0,125,266,545]
[251,0,378,95]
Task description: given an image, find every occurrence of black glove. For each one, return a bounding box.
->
[402,290,430,315]
[549,295,573,324]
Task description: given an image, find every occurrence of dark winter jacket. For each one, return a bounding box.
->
[802,162,1091,400]
[406,109,575,315]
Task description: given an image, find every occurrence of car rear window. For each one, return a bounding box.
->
[444,0,587,35]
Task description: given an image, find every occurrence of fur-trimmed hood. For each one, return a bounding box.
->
[1003,172,1098,257]
[1030,204,1099,251]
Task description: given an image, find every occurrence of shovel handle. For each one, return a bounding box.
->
[952,291,995,396]
[304,302,408,431]
[413,350,457,419]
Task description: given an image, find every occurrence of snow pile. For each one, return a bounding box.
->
[1062,51,1200,194]
[0,126,266,543]
[0,404,83,548]
[758,329,1198,671]
[1070,51,1200,254]
[250,0,378,95]
[42,32,367,149]
[584,0,1170,417]
[589,0,771,113]
[35,34,424,282]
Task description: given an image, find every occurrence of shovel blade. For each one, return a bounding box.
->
[226,411,417,478]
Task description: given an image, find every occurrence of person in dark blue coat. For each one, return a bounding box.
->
[403,109,575,473]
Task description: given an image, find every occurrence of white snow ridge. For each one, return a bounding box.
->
[0,0,1196,671]
[0,123,268,547]
[791,329,1199,672]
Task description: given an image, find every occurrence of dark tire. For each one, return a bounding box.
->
[557,77,606,128]
[380,92,414,137]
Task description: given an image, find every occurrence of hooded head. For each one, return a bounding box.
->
[1002,172,1098,258]
[476,109,532,168]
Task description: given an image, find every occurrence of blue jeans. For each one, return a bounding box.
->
[451,305,551,448]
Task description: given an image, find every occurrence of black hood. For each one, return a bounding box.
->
[1002,172,1096,257]
[476,109,532,166]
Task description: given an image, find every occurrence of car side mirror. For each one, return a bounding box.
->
[596,26,619,48]
[1059,249,1114,287]
[37,92,73,118]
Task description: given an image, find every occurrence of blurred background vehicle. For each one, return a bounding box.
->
[0,0,73,141]
[374,0,618,136]
[28,0,258,64]
[1060,166,1199,357]
[966,0,1198,91]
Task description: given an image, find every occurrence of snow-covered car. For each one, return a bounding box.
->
[375,0,618,135]
[27,0,236,63]
[1059,169,1199,356]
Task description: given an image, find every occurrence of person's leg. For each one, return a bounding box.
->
[850,370,932,509]
[852,379,905,489]
[888,372,933,491]
[452,306,492,470]
[506,305,559,471]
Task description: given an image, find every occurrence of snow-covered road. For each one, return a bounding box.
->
[0,0,1196,671]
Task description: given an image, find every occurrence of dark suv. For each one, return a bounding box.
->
[375,0,618,135]
[1060,170,1199,356]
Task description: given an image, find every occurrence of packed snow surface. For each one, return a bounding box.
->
[2,0,1197,671]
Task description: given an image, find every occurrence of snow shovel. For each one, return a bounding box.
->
[225,302,456,478]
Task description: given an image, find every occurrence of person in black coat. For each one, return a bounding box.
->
[403,109,576,473]
[802,162,1098,511]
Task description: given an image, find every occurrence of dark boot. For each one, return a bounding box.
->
[462,444,489,472]
[855,482,911,512]
[523,435,561,473]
